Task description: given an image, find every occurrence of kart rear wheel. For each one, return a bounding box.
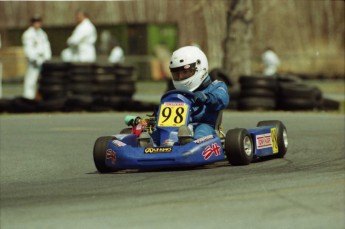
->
[93,136,118,173]
[257,120,288,158]
[225,128,253,165]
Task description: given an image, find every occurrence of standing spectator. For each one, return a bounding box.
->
[108,39,125,64]
[262,47,280,76]
[0,34,2,98]
[61,10,97,62]
[153,41,171,80]
[22,15,51,99]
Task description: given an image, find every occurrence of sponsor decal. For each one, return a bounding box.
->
[256,133,272,149]
[163,102,186,106]
[194,135,214,144]
[270,128,279,153]
[106,149,117,164]
[112,140,126,147]
[202,143,221,160]
[144,147,172,154]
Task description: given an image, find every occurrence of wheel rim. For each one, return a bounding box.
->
[283,129,288,149]
[243,136,253,156]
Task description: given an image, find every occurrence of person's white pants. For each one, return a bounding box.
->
[0,62,2,98]
[263,66,278,76]
[23,63,40,99]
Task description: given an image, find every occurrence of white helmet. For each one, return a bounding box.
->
[169,46,208,91]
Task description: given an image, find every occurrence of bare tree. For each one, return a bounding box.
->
[223,0,253,84]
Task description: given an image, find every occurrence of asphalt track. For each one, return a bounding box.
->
[1,111,344,229]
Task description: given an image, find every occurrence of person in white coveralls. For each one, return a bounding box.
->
[261,47,280,76]
[22,15,52,99]
[61,10,97,62]
[108,39,125,64]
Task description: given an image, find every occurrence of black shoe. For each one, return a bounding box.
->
[138,132,154,147]
[178,125,194,145]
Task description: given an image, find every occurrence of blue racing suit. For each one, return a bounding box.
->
[191,76,229,138]
[152,76,229,144]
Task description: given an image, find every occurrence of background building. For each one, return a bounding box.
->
[0,0,344,80]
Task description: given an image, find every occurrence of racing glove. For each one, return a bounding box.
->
[194,91,208,103]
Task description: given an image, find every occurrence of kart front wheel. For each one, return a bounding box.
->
[93,136,118,173]
[225,128,253,165]
[257,120,288,158]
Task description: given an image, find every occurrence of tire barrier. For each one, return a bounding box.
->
[38,61,69,111]
[238,75,277,111]
[0,61,157,113]
[237,74,340,111]
[0,69,341,113]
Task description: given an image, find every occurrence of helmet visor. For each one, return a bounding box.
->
[170,63,196,81]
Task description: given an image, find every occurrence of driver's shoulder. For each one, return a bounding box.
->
[208,80,227,90]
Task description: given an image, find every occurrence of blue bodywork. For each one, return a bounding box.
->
[101,91,277,170]
[248,126,278,157]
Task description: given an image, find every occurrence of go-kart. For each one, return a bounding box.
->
[93,89,288,173]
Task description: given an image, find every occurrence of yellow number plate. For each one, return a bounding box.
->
[158,102,189,127]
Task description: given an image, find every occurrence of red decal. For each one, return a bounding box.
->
[202,143,221,160]
[106,149,117,164]
[256,134,272,149]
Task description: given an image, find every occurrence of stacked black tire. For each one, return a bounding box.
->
[276,75,323,111]
[38,61,69,111]
[237,74,339,111]
[38,61,137,112]
[238,75,277,111]
[65,63,95,111]
[88,64,136,112]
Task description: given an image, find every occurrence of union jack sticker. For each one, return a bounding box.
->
[202,143,221,160]
[106,149,117,164]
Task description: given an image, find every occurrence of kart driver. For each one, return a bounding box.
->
[139,46,230,146]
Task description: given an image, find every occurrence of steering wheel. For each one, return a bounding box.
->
[161,89,204,115]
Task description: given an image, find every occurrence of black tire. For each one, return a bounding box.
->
[69,84,95,95]
[227,100,238,110]
[166,80,175,92]
[38,84,66,94]
[37,98,67,112]
[276,74,302,83]
[0,98,14,113]
[225,128,253,165]
[93,136,118,173]
[257,120,288,158]
[277,98,317,111]
[209,68,232,86]
[12,97,38,113]
[94,74,116,83]
[278,83,320,99]
[69,74,95,84]
[116,83,136,96]
[228,85,240,100]
[70,63,94,74]
[321,98,340,111]
[240,88,276,98]
[239,75,277,90]
[39,75,66,84]
[65,95,94,111]
[94,63,116,74]
[41,61,69,72]
[238,97,276,111]
[113,65,135,76]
